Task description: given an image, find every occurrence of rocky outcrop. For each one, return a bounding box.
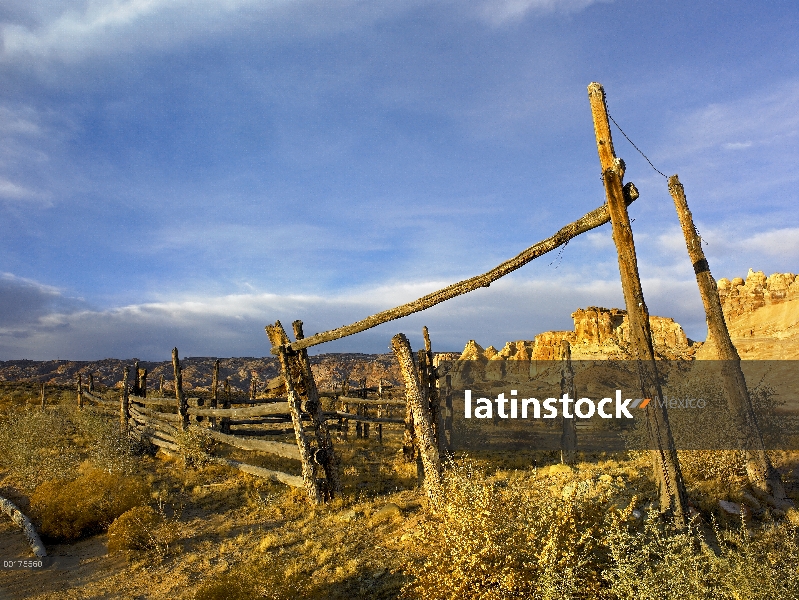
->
[717,269,799,319]
[459,307,692,362]
[699,269,799,359]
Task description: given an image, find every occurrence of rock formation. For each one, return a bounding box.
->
[460,307,692,362]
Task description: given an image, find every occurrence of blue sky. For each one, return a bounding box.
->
[0,0,797,360]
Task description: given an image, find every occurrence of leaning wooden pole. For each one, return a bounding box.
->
[669,174,789,505]
[40,382,46,410]
[560,340,578,465]
[392,333,443,507]
[271,191,638,355]
[588,82,688,526]
[266,322,323,504]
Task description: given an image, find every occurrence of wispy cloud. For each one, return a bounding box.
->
[476,0,609,25]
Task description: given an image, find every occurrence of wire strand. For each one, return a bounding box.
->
[607,112,668,179]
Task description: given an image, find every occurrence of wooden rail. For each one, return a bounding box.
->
[271,191,637,355]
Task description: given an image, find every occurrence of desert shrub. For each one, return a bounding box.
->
[30,465,148,541]
[603,509,718,600]
[175,427,216,467]
[0,406,80,489]
[107,505,163,553]
[713,519,799,599]
[403,461,615,600]
[74,407,137,474]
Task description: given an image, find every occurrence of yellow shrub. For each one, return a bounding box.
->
[30,467,148,541]
[107,505,162,553]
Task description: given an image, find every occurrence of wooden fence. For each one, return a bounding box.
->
[75,346,451,503]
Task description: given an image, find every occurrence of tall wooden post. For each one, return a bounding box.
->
[669,175,789,505]
[172,348,188,430]
[249,373,257,401]
[121,366,130,432]
[292,320,341,498]
[222,378,231,434]
[588,82,688,525]
[40,383,46,410]
[377,379,384,444]
[88,373,94,393]
[560,340,578,464]
[210,360,220,430]
[392,333,443,506]
[361,377,370,439]
[424,327,447,459]
[138,368,147,398]
[76,373,83,409]
[266,321,323,504]
[132,360,140,396]
[443,374,453,451]
[159,374,165,395]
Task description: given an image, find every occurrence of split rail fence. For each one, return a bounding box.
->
[69,82,790,517]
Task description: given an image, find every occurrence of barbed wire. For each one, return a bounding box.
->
[607,111,668,179]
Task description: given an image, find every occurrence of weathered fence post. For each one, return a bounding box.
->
[392,333,443,506]
[361,377,369,439]
[88,373,94,393]
[424,327,448,459]
[210,359,220,430]
[76,373,83,409]
[292,320,341,498]
[40,383,46,410]
[443,374,453,452]
[132,360,140,396]
[266,321,323,504]
[377,379,384,444]
[121,366,130,432]
[222,378,231,434]
[588,82,688,526]
[138,368,147,398]
[159,374,165,395]
[249,373,257,401]
[560,340,578,465]
[669,174,789,506]
[172,348,188,431]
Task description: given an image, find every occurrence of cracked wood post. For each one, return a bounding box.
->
[415,349,428,485]
[76,373,83,409]
[172,348,188,431]
[377,379,384,444]
[424,326,448,458]
[221,379,231,433]
[589,82,688,526]
[292,320,341,498]
[266,321,323,503]
[392,333,443,506]
[121,366,130,432]
[138,368,147,398]
[443,374,453,451]
[210,359,219,430]
[40,383,45,410]
[88,373,94,393]
[159,374,165,395]
[361,377,370,439]
[669,174,789,506]
[132,360,140,396]
[560,340,578,464]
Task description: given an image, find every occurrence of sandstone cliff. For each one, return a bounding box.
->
[698,269,799,359]
[459,306,692,362]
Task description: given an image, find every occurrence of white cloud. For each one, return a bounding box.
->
[476,0,607,25]
[0,177,40,200]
